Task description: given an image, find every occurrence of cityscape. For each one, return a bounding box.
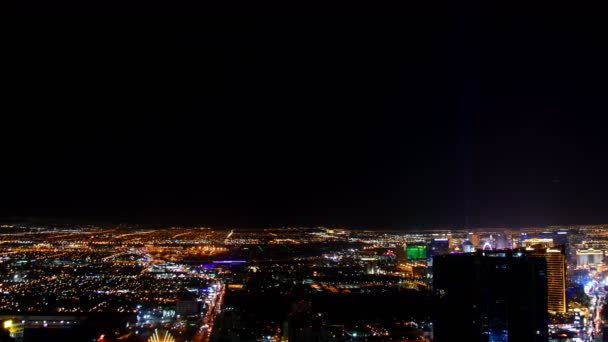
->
[7,12,608,342]
[0,224,604,341]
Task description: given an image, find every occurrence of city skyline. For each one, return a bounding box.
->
[0,222,601,341]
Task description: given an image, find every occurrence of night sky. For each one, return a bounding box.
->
[4,16,608,229]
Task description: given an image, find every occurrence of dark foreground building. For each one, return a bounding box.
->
[433,250,548,342]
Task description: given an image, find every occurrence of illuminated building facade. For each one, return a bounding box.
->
[469,233,480,247]
[148,329,176,342]
[461,240,475,253]
[576,248,604,268]
[480,235,496,250]
[433,250,548,342]
[405,245,427,260]
[2,319,23,341]
[528,247,567,313]
[522,238,554,249]
[545,249,566,313]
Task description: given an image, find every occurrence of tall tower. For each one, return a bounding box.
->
[395,244,407,268]
[528,246,567,314]
[433,250,548,342]
[469,232,480,247]
[545,248,567,313]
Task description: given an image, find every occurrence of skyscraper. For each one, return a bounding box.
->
[528,246,567,314]
[429,238,450,258]
[395,244,407,269]
[433,250,548,342]
[469,232,481,247]
[545,249,566,314]
[552,231,570,263]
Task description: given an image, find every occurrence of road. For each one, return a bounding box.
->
[193,282,225,342]
[584,279,606,342]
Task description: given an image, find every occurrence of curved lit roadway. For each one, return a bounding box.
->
[193,283,225,342]
[586,293,605,341]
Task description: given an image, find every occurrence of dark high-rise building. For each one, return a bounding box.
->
[538,231,553,240]
[429,238,450,258]
[395,244,407,267]
[433,250,548,342]
[552,231,568,246]
[553,231,569,261]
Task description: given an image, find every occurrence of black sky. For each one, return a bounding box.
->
[3,16,608,229]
